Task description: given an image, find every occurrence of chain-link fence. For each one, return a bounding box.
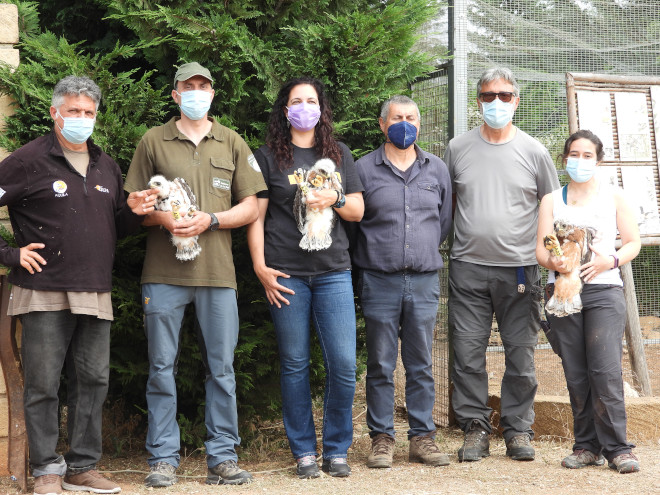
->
[412,0,660,426]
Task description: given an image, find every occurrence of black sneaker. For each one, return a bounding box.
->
[505,434,535,461]
[144,462,177,488]
[296,455,320,479]
[458,420,490,462]
[321,458,351,477]
[206,459,253,485]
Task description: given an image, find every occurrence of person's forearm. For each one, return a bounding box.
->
[214,195,259,229]
[613,241,641,267]
[334,193,364,222]
[141,210,171,227]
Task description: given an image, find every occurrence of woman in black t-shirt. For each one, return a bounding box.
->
[247,77,364,479]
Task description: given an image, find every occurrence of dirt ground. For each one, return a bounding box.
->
[1,428,658,495]
[3,332,660,495]
[2,403,659,495]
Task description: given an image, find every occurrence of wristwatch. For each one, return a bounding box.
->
[208,212,220,231]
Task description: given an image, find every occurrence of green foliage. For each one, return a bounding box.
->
[0,32,169,168]
[0,0,442,446]
[4,0,40,38]
[0,224,17,252]
[101,0,440,151]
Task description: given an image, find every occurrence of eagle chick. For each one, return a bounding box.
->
[148,175,202,261]
[293,159,343,251]
[544,220,594,317]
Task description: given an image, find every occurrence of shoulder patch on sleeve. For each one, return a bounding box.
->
[247,154,261,173]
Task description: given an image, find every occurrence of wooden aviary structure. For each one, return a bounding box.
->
[565,72,660,397]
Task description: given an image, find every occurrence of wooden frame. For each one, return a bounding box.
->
[566,72,660,244]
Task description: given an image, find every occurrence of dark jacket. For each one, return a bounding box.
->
[0,130,142,291]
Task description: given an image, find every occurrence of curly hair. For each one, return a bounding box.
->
[265,76,342,171]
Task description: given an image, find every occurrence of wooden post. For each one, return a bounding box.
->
[0,272,27,493]
[565,72,578,131]
[621,263,652,396]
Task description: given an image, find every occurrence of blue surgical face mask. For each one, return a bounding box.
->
[177,90,212,120]
[56,110,95,145]
[566,157,598,183]
[387,121,418,149]
[481,99,515,129]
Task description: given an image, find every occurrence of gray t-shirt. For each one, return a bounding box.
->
[444,126,559,266]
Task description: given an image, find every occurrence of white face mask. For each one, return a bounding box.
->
[55,110,96,144]
[566,157,598,183]
[176,90,212,120]
[481,99,515,129]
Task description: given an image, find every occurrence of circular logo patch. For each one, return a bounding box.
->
[53,180,68,194]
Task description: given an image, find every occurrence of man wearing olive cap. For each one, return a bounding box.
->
[125,62,266,487]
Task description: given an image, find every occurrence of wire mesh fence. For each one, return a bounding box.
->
[412,0,660,426]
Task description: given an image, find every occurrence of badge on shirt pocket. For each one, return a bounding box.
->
[212,177,231,190]
[209,157,234,198]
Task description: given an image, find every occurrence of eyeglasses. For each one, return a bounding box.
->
[479,92,516,103]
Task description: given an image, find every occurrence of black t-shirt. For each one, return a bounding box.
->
[254,142,364,276]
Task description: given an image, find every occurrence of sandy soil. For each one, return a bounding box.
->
[2,431,658,494]
[2,410,658,495]
[3,330,659,494]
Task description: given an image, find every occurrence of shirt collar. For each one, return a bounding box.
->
[163,116,225,142]
[375,142,429,168]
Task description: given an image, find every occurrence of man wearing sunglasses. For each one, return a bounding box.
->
[443,67,559,463]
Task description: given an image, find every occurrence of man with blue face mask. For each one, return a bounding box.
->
[352,95,453,469]
[124,62,266,488]
[443,67,559,464]
[0,75,158,495]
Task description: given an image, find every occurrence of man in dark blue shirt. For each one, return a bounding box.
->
[353,95,452,469]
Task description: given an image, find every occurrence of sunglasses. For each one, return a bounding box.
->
[479,92,516,103]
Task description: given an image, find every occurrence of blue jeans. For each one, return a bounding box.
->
[142,284,240,468]
[359,270,439,439]
[268,270,356,460]
[20,310,110,477]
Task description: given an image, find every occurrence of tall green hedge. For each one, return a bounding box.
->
[0,0,443,446]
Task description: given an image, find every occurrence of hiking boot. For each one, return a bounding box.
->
[506,434,535,461]
[458,420,490,462]
[366,433,395,468]
[321,458,351,477]
[33,474,62,495]
[561,449,605,469]
[62,469,121,493]
[295,455,320,479]
[206,459,253,485]
[608,452,640,473]
[144,462,177,488]
[409,434,450,466]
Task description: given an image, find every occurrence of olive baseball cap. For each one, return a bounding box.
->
[173,62,213,87]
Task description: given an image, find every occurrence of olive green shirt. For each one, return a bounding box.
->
[125,117,266,289]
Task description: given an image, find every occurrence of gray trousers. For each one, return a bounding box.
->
[545,284,634,461]
[449,260,541,441]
